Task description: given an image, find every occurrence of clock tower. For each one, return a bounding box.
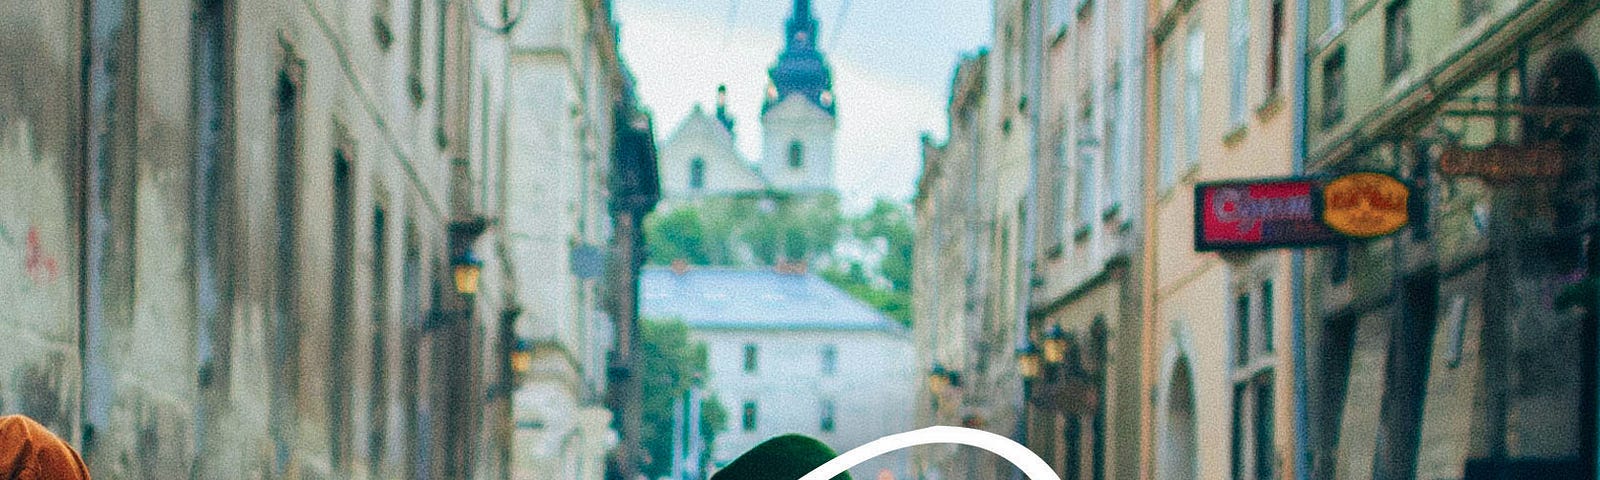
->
[759,0,838,194]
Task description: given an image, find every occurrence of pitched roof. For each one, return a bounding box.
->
[640,267,904,333]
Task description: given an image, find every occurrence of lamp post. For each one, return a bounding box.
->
[441,216,488,479]
[1021,325,1098,424]
[510,338,533,379]
[1018,341,1041,452]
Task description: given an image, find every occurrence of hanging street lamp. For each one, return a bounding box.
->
[452,248,484,295]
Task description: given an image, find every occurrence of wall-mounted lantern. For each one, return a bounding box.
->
[452,248,484,295]
[928,363,951,396]
[510,338,534,377]
[1042,324,1067,364]
[1017,343,1042,381]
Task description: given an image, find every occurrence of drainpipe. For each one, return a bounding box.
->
[1289,0,1311,475]
[1015,0,1046,474]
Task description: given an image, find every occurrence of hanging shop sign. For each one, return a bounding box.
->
[1438,142,1567,182]
[1195,178,1343,251]
[1195,173,1412,251]
[1321,172,1411,238]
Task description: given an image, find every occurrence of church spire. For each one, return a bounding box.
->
[765,0,836,116]
[786,0,818,49]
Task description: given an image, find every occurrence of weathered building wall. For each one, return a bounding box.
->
[1303,0,1600,476]
[505,0,630,478]
[1022,0,1150,475]
[0,0,84,448]
[0,0,516,478]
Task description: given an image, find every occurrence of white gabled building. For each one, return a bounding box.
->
[657,89,768,199]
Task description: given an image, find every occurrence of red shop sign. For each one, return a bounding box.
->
[1195,178,1344,251]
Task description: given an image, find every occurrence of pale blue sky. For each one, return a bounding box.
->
[615,0,992,211]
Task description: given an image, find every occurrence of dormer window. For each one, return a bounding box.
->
[689,157,706,190]
[788,141,805,169]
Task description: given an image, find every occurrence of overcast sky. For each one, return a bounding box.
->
[615,0,992,212]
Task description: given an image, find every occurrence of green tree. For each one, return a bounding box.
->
[643,194,916,327]
[646,192,844,267]
[850,198,915,292]
[639,317,727,478]
[646,207,710,265]
[820,264,912,327]
[815,198,915,327]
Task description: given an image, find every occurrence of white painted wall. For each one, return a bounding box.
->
[759,96,838,192]
[657,107,767,198]
[696,328,916,480]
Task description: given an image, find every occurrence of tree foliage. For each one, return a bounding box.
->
[644,193,915,327]
[640,317,727,479]
[849,199,915,293]
[645,192,843,267]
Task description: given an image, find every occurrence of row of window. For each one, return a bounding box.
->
[1048,0,1443,230]
[1232,278,1276,480]
[742,343,837,375]
[184,6,443,473]
[1156,0,1287,191]
[739,399,837,433]
[1321,0,1481,131]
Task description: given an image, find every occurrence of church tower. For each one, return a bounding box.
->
[760,0,838,193]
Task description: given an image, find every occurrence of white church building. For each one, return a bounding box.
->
[656,0,840,200]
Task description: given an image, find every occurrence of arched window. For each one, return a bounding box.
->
[689,157,705,190]
[788,141,805,169]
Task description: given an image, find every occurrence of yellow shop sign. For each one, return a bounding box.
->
[1321,172,1410,238]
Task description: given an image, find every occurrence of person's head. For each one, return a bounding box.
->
[0,415,92,480]
[710,434,849,480]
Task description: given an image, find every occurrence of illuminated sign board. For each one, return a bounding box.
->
[1196,178,1341,251]
[1194,173,1411,251]
[1321,172,1410,238]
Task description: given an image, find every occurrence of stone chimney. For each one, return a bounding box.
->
[774,260,808,275]
[715,84,736,133]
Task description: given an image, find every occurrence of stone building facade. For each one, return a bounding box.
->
[501,0,652,479]
[641,266,916,480]
[917,0,1600,478]
[1021,0,1151,476]
[1138,0,1306,476]
[0,1,652,479]
[908,0,1036,472]
[912,51,1002,480]
[1303,0,1600,477]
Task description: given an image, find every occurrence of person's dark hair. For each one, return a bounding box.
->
[710,434,850,480]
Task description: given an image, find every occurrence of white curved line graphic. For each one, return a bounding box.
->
[798,426,1061,480]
